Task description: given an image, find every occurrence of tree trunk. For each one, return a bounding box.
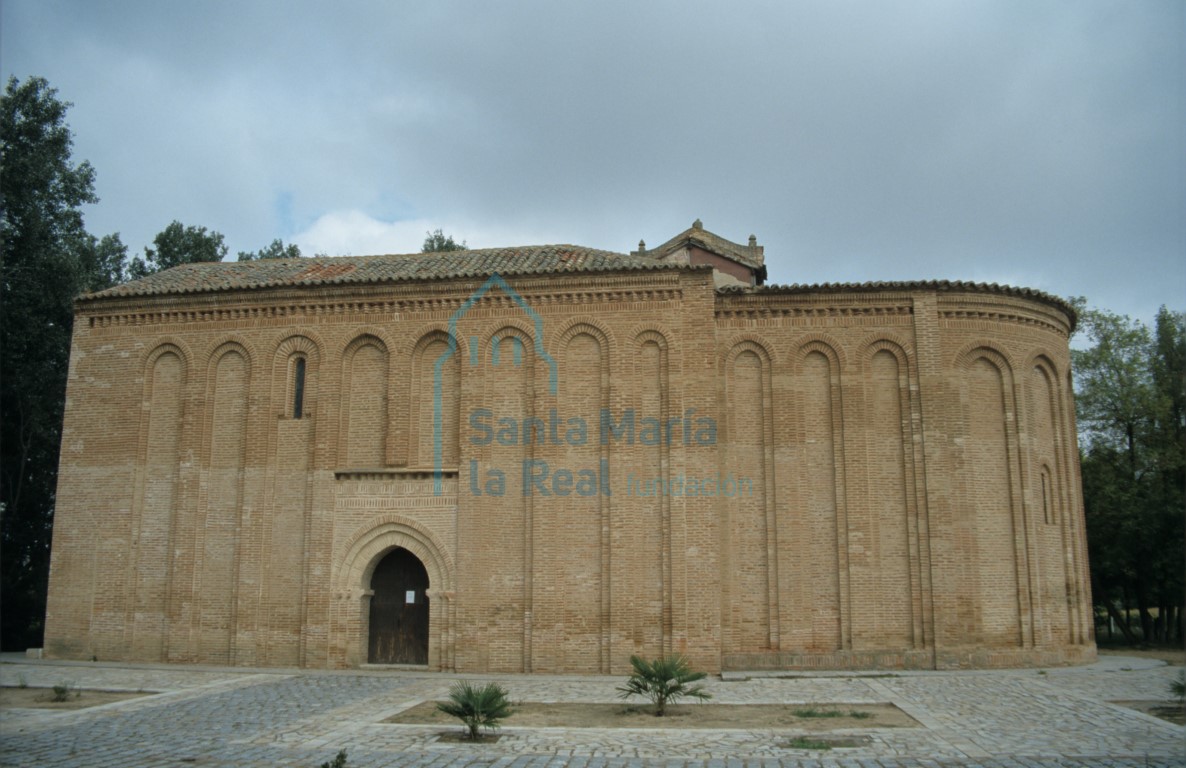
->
[1122,584,1134,632]
[1102,601,1140,644]
[1096,575,1140,644]
[1135,582,1154,643]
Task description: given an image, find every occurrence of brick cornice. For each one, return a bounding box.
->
[715,287,1072,338]
[81,273,690,330]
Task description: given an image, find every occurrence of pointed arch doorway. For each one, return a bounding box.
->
[368,547,429,664]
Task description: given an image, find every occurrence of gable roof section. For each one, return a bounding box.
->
[637,219,766,271]
[81,245,686,302]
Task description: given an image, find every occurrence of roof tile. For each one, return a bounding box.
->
[82,245,683,301]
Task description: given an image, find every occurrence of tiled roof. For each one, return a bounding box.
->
[718,280,1077,324]
[78,242,1076,328]
[81,245,685,301]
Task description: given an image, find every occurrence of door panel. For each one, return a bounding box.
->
[368,548,429,664]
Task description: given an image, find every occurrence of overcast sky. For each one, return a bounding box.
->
[3,1,1182,324]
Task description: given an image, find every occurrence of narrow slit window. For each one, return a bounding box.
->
[292,357,306,419]
[1041,470,1052,524]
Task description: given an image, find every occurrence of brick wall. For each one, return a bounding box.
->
[44,271,1094,672]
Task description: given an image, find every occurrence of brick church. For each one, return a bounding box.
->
[44,220,1095,672]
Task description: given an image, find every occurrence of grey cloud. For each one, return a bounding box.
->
[2,0,1181,323]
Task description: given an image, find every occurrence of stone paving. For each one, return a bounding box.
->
[0,654,1181,767]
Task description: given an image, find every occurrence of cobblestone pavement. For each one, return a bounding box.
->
[0,655,1181,767]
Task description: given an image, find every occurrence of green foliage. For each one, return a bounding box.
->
[1072,301,1185,644]
[127,220,228,278]
[50,682,76,702]
[317,749,348,768]
[81,232,129,290]
[786,736,833,751]
[791,706,870,719]
[1,76,125,650]
[238,238,302,261]
[616,654,712,716]
[422,228,466,252]
[435,681,513,740]
[1170,670,1186,706]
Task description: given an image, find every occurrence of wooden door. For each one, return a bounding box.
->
[368,548,430,664]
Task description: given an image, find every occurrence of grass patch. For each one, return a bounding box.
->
[785,735,873,750]
[792,706,873,719]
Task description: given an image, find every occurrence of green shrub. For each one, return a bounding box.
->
[436,681,513,740]
[317,749,347,768]
[50,682,77,702]
[786,736,833,751]
[1170,670,1186,706]
[616,654,711,716]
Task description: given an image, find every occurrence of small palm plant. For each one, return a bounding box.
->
[1170,670,1186,707]
[617,654,712,716]
[436,681,513,740]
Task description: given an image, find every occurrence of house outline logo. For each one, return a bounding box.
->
[433,272,558,494]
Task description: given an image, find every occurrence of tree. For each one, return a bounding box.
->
[422,228,466,253]
[0,76,124,649]
[1073,300,1185,644]
[127,220,227,278]
[237,238,302,261]
[80,232,129,290]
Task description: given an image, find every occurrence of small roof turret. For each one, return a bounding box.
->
[632,220,767,286]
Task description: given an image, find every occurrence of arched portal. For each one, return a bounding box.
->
[368,548,429,664]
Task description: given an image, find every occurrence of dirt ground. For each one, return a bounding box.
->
[1098,647,1185,665]
[0,687,153,710]
[387,701,916,730]
[1110,699,1185,726]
